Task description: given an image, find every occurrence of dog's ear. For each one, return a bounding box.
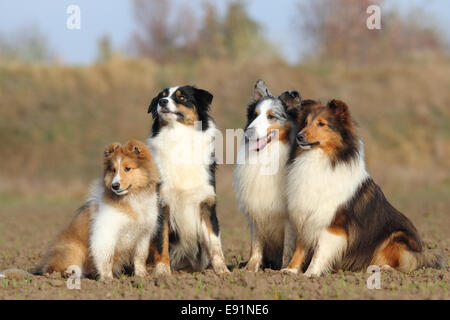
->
[148,94,160,119]
[253,79,272,101]
[124,140,151,160]
[279,90,302,111]
[194,88,213,108]
[328,99,350,122]
[104,142,121,158]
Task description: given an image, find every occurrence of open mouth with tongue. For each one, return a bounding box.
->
[247,130,277,152]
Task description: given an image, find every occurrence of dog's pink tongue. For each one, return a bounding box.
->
[248,137,267,151]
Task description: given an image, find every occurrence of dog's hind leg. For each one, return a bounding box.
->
[200,196,230,274]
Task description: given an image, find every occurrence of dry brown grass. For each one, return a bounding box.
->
[0,55,449,201]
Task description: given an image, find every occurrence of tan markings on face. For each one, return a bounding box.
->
[255,108,260,115]
[104,151,156,194]
[103,157,119,191]
[176,104,198,126]
[119,158,150,190]
[301,108,343,155]
[265,109,291,144]
[162,91,167,97]
[267,123,290,144]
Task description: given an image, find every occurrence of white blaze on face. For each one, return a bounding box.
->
[157,86,179,115]
[246,99,280,152]
[112,157,121,186]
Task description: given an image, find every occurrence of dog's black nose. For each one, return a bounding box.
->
[289,91,299,98]
[112,183,120,191]
[159,98,168,107]
[297,132,306,142]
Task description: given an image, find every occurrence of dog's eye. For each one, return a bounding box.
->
[267,114,276,120]
[318,122,325,127]
[112,168,116,173]
[179,96,185,102]
[124,167,131,172]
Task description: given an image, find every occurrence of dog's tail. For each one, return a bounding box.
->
[401,249,447,272]
[414,250,447,269]
[0,268,37,280]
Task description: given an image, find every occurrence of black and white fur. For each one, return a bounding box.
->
[147,85,229,275]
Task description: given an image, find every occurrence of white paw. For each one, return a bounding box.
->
[134,268,148,278]
[246,259,261,272]
[154,263,171,277]
[281,268,298,275]
[381,264,394,271]
[214,263,230,274]
[304,269,321,278]
[99,273,114,281]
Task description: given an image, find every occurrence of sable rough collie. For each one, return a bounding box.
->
[234,80,301,271]
[0,140,160,280]
[283,99,446,276]
[147,85,229,275]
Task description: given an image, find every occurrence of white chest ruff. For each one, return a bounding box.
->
[148,122,215,192]
[287,148,368,244]
[234,141,290,223]
[147,122,216,258]
[90,189,159,267]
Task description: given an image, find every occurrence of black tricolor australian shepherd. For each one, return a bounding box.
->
[147,85,229,275]
[282,99,446,276]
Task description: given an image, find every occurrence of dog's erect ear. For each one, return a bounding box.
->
[124,140,151,160]
[148,94,160,119]
[328,99,350,121]
[253,79,272,101]
[194,88,213,108]
[279,90,302,111]
[104,142,121,158]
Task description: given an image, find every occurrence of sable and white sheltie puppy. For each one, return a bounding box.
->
[282,99,446,277]
[32,140,159,280]
[233,80,301,271]
[147,85,229,275]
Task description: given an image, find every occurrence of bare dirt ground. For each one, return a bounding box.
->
[0,167,448,300]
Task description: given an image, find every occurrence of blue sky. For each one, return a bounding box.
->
[0,0,448,64]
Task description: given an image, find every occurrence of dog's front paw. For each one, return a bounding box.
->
[380,264,394,271]
[99,273,114,282]
[281,268,298,275]
[154,263,171,277]
[304,269,321,278]
[134,267,148,278]
[246,259,261,273]
[213,263,230,274]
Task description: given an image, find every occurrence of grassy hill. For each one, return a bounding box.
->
[0,55,449,201]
